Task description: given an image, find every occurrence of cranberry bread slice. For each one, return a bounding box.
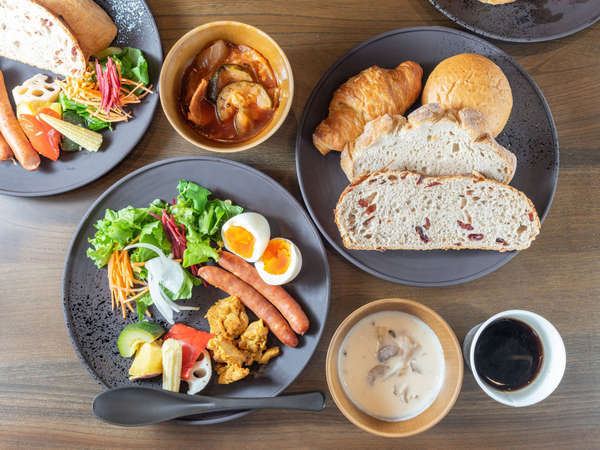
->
[0,0,86,78]
[334,170,540,252]
[340,103,516,183]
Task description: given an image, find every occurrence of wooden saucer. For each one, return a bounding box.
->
[326,298,463,437]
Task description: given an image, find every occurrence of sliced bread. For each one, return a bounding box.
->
[334,170,540,252]
[340,103,516,183]
[0,0,86,78]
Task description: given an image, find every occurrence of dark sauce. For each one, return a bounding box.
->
[474,318,543,391]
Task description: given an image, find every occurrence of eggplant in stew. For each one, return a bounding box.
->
[180,40,279,142]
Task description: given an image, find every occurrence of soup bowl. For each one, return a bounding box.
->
[159,21,294,152]
[326,298,463,437]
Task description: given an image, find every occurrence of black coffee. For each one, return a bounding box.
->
[474,318,543,391]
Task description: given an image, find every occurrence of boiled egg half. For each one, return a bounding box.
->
[255,238,302,285]
[221,212,270,262]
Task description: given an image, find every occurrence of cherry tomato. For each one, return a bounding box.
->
[19,108,61,161]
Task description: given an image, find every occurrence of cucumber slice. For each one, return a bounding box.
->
[207,64,252,104]
[117,321,165,357]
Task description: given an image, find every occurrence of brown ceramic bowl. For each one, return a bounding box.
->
[159,21,293,152]
[326,298,463,438]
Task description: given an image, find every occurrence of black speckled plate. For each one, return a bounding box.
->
[296,26,558,287]
[62,156,330,425]
[0,0,162,197]
[429,0,600,43]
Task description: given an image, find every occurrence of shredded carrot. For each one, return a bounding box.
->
[107,246,149,319]
[58,63,154,124]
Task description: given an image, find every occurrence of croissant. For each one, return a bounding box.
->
[312,61,423,155]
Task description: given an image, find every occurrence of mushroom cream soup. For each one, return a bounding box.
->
[338,311,445,421]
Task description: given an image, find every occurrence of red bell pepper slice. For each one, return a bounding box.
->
[164,324,214,380]
[19,108,61,161]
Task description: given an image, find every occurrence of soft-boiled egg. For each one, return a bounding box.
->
[255,238,302,285]
[221,212,270,262]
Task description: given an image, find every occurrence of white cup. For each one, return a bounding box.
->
[462,310,566,407]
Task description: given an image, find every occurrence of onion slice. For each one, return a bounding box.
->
[124,243,199,323]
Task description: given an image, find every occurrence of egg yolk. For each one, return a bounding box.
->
[224,225,255,258]
[260,239,291,275]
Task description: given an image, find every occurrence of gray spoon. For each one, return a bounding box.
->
[93,386,326,426]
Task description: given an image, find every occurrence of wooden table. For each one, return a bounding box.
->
[1,1,598,447]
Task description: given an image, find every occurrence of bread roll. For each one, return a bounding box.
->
[422,53,512,137]
[37,0,117,58]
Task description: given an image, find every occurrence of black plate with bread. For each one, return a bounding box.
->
[296,26,558,286]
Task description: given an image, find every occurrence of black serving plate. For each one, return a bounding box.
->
[62,157,330,424]
[429,0,600,43]
[0,0,162,196]
[296,26,558,286]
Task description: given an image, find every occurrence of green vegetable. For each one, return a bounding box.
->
[117,321,165,357]
[87,206,158,268]
[104,47,150,86]
[40,113,103,152]
[59,92,111,131]
[60,111,88,151]
[130,221,172,265]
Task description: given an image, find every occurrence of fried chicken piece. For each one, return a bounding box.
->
[216,363,250,384]
[205,295,249,339]
[257,346,280,365]
[207,335,250,366]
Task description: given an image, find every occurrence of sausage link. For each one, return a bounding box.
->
[218,251,309,335]
[198,266,298,347]
[0,70,40,171]
[0,131,13,160]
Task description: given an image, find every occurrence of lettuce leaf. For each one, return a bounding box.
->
[130,221,172,264]
[59,93,111,131]
[182,238,219,267]
[86,206,158,268]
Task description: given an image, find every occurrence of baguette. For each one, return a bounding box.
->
[0,0,87,78]
[334,170,540,252]
[340,103,516,183]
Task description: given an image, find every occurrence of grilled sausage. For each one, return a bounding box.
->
[0,71,40,171]
[218,251,309,335]
[198,266,298,347]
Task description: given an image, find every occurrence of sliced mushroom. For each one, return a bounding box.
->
[377,344,399,363]
[367,364,388,386]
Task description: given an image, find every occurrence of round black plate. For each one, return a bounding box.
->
[62,156,330,425]
[296,26,558,287]
[429,0,600,43]
[0,0,162,197]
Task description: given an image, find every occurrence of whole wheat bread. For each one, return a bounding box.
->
[334,170,540,252]
[0,0,86,78]
[340,103,516,183]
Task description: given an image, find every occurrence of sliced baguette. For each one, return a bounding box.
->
[334,170,540,252]
[37,0,117,58]
[340,103,516,183]
[0,0,86,78]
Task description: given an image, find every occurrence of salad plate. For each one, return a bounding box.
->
[429,0,600,43]
[62,156,330,425]
[0,0,162,197]
[296,27,558,287]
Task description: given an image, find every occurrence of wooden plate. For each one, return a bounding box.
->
[326,298,463,437]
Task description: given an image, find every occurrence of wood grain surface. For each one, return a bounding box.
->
[1,0,599,448]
